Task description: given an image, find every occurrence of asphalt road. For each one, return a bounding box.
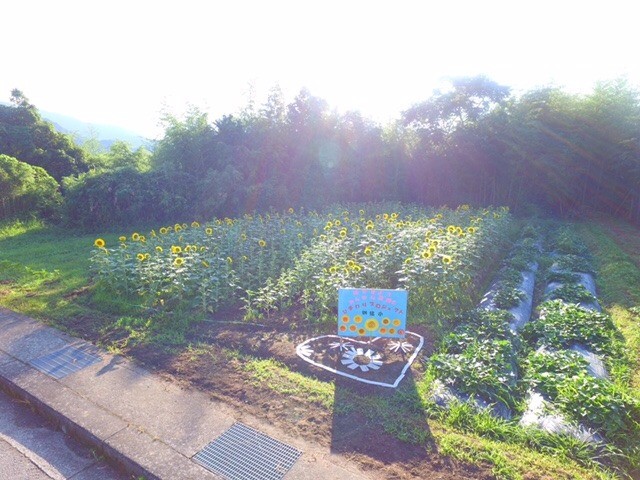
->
[0,388,127,480]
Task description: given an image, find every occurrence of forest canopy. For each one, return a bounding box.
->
[1,78,639,227]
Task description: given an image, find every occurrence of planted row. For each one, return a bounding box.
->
[427,224,640,474]
[430,225,542,415]
[243,205,511,326]
[520,227,640,446]
[91,204,512,326]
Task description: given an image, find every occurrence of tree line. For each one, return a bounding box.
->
[1,78,639,228]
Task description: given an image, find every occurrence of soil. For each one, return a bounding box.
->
[114,313,494,480]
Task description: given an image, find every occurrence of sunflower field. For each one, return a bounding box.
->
[91,203,512,327]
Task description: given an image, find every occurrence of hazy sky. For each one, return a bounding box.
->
[2,0,638,138]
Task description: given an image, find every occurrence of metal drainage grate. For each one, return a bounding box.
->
[29,343,102,379]
[193,422,302,480]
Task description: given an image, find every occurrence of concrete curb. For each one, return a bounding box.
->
[0,307,371,480]
[0,356,216,480]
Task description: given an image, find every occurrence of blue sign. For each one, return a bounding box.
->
[337,288,408,338]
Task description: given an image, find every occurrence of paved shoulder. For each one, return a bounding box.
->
[0,308,371,480]
[0,437,51,480]
[0,389,126,480]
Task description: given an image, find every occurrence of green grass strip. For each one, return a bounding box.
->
[574,221,640,390]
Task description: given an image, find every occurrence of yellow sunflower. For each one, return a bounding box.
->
[365,318,379,331]
[94,238,106,248]
[173,257,185,266]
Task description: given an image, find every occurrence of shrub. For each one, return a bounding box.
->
[0,154,61,219]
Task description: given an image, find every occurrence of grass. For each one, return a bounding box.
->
[0,219,125,337]
[574,221,640,390]
[236,347,608,479]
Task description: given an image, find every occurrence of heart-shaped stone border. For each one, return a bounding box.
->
[296,331,424,388]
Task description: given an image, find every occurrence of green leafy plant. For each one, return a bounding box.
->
[553,254,594,275]
[431,338,519,408]
[442,309,517,354]
[546,270,580,284]
[556,372,640,442]
[524,300,621,359]
[522,349,589,398]
[546,283,596,304]
[494,287,527,309]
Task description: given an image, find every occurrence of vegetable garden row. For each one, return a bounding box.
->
[430,224,640,472]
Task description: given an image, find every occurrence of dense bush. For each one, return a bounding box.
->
[62,168,196,228]
[5,77,640,227]
[0,154,61,219]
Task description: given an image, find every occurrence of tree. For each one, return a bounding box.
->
[0,90,88,180]
[152,107,215,174]
[403,76,510,136]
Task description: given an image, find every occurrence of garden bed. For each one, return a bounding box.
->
[5,212,635,479]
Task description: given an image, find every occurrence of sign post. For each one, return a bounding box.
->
[337,288,408,338]
[294,287,423,388]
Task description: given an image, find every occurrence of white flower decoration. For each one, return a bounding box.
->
[328,341,353,352]
[341,348,383,372]
[388,341,413,353]
[297,345,314,358]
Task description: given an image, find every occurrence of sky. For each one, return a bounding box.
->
[1,0,639,139]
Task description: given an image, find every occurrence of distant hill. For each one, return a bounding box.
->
[0,102,152,150]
